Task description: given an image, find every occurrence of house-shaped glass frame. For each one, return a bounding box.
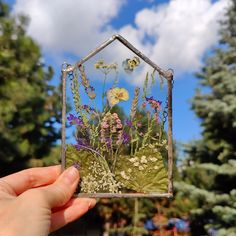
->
[60,34,174,198]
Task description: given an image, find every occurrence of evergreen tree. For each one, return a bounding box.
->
[0,1,61,175]
[178,1,236,235]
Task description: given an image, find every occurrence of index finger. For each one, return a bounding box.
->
[1,165,61,195]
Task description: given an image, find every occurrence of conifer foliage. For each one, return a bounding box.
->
[0,1,61,175]
[180,1,236,235]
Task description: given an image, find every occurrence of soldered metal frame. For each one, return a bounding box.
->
[60,34,174,198]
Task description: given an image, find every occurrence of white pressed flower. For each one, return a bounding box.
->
[133,162,139,167]
[154,166,158,170]
[143,164,147,169]
[129,157,137,163]
[150,157,158,162]
[140,155,147,164]
[139,166,144,171]
[162,139,167,145]
[165,145,168,150]
[120,171,130,180]
[148,144,154,148]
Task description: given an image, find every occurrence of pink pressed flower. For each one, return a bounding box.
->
[101,123,109,129]
[112,113,118,119]
[111,127,117,133]
[116,124,123,129]
[145,96,162,111]
[137,122,142,127]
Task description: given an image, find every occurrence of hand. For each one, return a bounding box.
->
[0,165,96,236]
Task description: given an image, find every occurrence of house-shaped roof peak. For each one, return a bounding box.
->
[72,34,173,81]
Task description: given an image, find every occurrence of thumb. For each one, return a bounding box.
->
[42,166,80,208]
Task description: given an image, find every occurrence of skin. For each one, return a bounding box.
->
[0,165,96,236]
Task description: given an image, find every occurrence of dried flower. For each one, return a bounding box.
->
[79,66,96,99]
[130,87,140,120]
[125,119,133,128]
[85,86,96,99]
[107,87,129,107]
[138,166,144,171]
[100,112,123,148]
[120,171,130,180]
[79,66,90,88]
[122,132,130,144]
[94,59,118,70]
[150,157,158,162]
[129,157,138,163]
[140,155,147,164]
[145,96,162,111]
[133,162,139,167]
[122,56,140,73]
[81,105,95,113]
[67,114,83,126]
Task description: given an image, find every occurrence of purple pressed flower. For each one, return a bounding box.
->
[75,138,90,151]
[81,105,95,112]
[75,144,82,151]
[125,119,133,127]
[67,114,83,126]
[105,138,112,148]
[85,86,95,92]
[73,162,81,170]
[74,143,103,157]
[122,132,130,144]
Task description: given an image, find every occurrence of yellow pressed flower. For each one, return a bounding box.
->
[107,87,129,107]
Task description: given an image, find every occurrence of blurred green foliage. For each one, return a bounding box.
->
[0,1,61,175]
[177,1,236,235]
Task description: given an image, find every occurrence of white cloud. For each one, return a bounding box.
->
[12,0,230,80]
[131,0,230,74]
[12,0,126,55]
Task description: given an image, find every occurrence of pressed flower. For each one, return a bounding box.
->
[67,114,83,126]
[145,96,162,111]
[141,155,147,164]
[94,59,118,70]
[100,112,123,148]
[133,162,139,167]
[81,105,95,113]
[116,123,123,129]
[122,56,140,73]
[74,137,90,151]
[120,171,130,180]
[107,87,129,107]
[129,157,138,163]
[150,157,158,162]
[85,86,96,99]
[122,132,130,144]
[138,166,144,171]
[125,119,133,128]
[137,122,142,127]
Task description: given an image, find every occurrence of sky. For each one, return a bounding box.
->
[6,0,231,145]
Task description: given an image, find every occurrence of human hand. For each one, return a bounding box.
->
[0,165,96,236]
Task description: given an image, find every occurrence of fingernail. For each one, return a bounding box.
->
[63,166,79,184]
[88,199,96,209]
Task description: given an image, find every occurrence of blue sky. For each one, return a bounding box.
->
[6,0,230,145]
